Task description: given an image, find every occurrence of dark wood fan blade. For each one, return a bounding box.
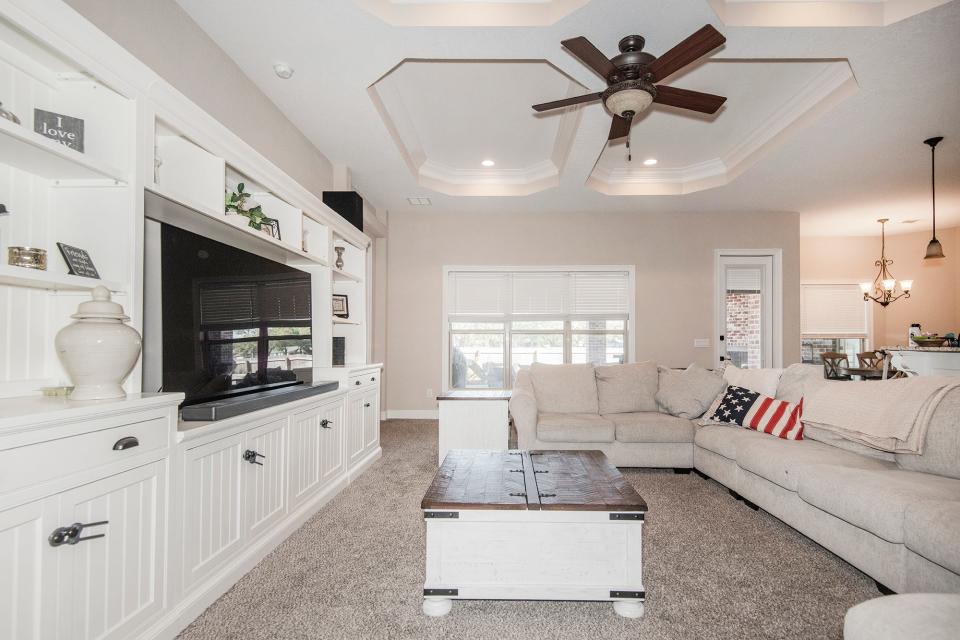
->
[653,84,727,113]
[561,36,617,80]
[532,92,603,112]
[654,85,726,114]
[608,114,632,140]
[648,24,726,82]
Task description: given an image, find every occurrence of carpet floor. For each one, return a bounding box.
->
[178,419,877,640]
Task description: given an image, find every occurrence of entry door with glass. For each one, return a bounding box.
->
[716,255,774,369]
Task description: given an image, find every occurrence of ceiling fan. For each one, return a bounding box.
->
[533,25,727,146]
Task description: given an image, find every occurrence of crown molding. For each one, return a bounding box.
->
[353,0,589,27]
[707,0,950,27]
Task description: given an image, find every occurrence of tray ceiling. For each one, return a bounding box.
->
[173,0,960,237]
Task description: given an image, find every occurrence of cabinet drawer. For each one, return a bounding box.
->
[0,415,169,494]
[348,370,380,390]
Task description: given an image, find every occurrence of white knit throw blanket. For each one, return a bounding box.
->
[802,376,960,454]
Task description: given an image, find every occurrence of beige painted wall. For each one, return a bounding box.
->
[385,210,800,412]
[800,227,960,348]
[65,0,334,198]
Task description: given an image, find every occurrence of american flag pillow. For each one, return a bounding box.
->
[707,385,804,440]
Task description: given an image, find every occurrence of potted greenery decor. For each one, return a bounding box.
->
[225,182,269,231]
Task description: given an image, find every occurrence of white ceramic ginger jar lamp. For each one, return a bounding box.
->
[55,285,142,400]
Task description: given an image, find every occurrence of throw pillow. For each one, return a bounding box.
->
[707,385,804,440]
[722,364,784,397]
[656,364,726,419]
[595,361,659,414]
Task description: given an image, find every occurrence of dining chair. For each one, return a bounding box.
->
[822,352,852,381]
[858,351,884,369]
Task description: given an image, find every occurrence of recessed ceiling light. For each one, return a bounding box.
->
[406,197,432,206]
[481,159,496,167]
[273,63,294,79]
[643,158,658,166]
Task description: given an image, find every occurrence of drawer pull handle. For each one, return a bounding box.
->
[320,419,333,429]
[113,436,140,451]
[364,403,371,408]
[48,520,108,547]
[243,449,265,465]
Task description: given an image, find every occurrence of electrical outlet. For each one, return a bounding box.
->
[426,387,434,399]
[694,338,711,348]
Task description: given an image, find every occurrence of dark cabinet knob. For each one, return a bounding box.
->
[364,403,371,408]
[49,520,108,547]
[320,419,332,429]
[355,380,361,386]
[243,449,265,465]
[370,377,375,382]
[113,436,139,451]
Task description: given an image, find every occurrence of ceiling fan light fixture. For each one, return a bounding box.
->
[604,89,653,118]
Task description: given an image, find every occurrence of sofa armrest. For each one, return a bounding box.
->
[510,368,538,449]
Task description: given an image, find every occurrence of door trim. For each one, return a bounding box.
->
[714,249,783,368]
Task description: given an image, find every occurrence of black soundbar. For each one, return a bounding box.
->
[181,381,340,421]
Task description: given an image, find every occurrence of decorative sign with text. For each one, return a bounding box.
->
[56,243,100,279]
[34,109,84,153]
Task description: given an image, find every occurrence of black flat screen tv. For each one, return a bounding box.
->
[144,221,312,406]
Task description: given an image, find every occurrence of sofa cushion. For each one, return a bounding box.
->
[723,364,783,397]
[896,387,960,479]
[774,363,825,404]
[844,594,960,640]
[737,437,894,492]
[904,500,960,575]
[796,466,960,543]
[608,412,695,443]
[656,364,726,419]
[595,361,659,414]
[695,424,769,459]
[529,363,598,414]
[537,413,614,443]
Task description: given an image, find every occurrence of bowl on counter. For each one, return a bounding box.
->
[913,336,949,348]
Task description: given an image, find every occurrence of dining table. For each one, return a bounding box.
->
[838,366,897,380]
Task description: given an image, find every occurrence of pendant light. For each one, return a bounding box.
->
[923,136,945,260]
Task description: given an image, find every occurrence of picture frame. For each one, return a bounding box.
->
[332,294,349,318]
[56,242,100,279]
[262,217,281,241]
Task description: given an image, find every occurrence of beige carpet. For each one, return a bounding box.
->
[178,419,877,640]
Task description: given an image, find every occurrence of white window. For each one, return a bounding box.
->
[800,283,871,364]
[444,267,635,389]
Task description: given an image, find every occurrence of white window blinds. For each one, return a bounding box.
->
[800,284,868,337]
[447,270,630,317]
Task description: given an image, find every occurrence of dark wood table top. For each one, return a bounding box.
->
[839,367,895,379]
[421,449,647,513]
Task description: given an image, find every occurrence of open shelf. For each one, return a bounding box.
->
[332,266,362,283]
[144,186,328,269]
[0,264,124,292]
[0,116,126,182]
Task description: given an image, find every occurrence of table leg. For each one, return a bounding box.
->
[613,600,645,618]
[422,597,453,617]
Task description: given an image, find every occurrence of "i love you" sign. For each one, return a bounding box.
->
[34,108,84,153]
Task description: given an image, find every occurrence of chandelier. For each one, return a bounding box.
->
[860,218,912,307]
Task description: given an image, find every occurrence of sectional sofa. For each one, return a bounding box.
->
[509,362,960,595]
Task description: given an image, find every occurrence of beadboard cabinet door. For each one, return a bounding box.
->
[318,399,345,487]
[346,392,366,468]
[0,499,55,640]
[243,419,288,541]
[361,388,380,454]
[58,462,165,640]
[289,399,344,511]
[182,434,244,592]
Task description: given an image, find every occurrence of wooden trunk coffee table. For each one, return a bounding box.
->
[420,449,647,618]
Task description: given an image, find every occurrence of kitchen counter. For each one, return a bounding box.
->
[884,346,960,352]
[884,347,960,377]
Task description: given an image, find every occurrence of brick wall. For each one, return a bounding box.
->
[726,291,761,368]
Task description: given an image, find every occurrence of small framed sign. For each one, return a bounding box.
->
[56,243,100,279]
[332,294,349,318]
[34,109,84,153]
